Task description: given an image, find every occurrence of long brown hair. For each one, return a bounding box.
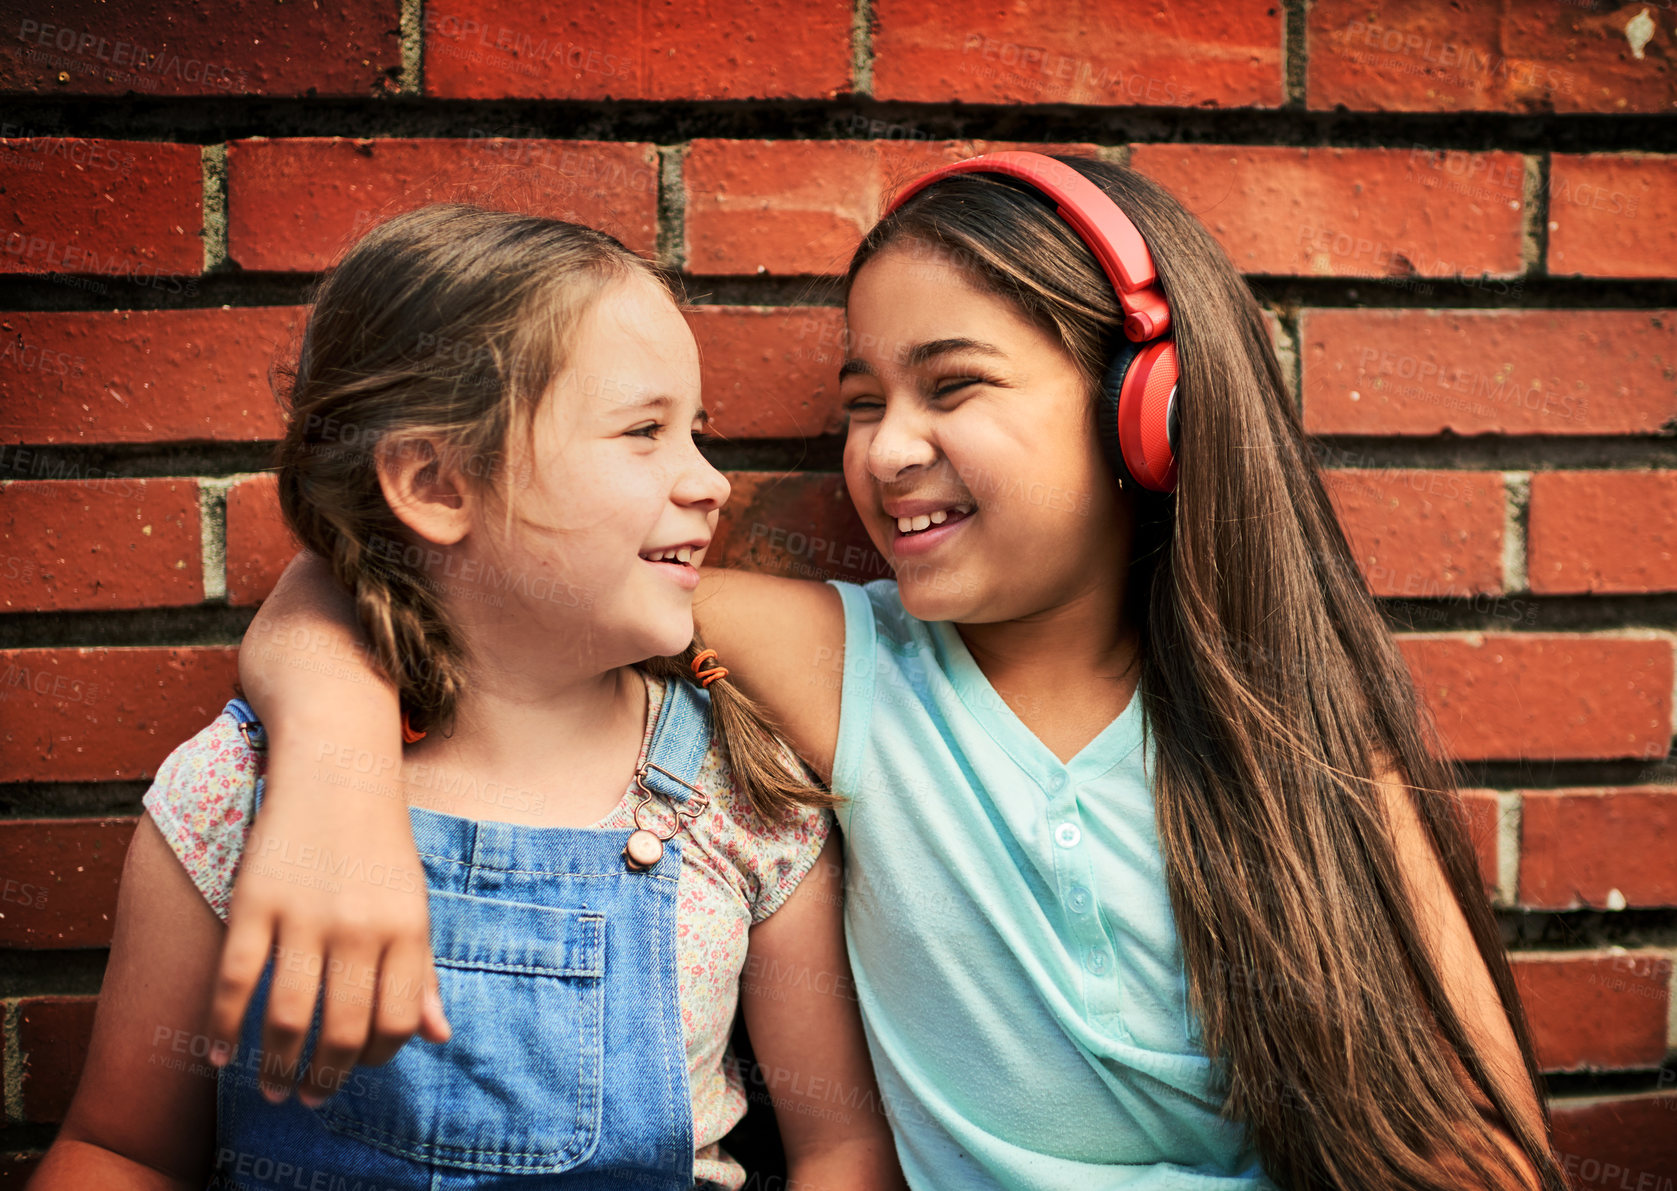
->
[848,160,1564,1189]
[275,203,829,820]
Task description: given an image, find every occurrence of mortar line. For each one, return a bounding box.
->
[1667,952,1677,1053]
[2,999,22,1127]
[1282,0,1309,108]
[656,144,688,272]
[1669,629,1677,754]
[851,0,875,98]
[1496,790,1522,908]
[1277,306,1303,412]
[201,144,228,272]
[1522,154,1547,278]
[400,0,425,95]
[1503,471,1532,594]
[199,477,235,604]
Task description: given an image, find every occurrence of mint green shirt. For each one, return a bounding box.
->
[829,580,1274,1190]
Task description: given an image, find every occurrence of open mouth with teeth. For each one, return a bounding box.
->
[639,546,697,567]
[895,503,975,536]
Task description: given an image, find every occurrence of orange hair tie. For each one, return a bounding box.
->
[691,649,729,688]
[401,710,426,743]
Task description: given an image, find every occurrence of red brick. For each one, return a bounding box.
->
[0,308,297,445]
[0,2,400,96]
[1511,952,1671,1072]
[1308,2,1677,115]
[1399,634,1673,762]
[1551,1094,1677,1188]
[683,139,1098,276]
[226,138,658,273]
[225,473,294,607]
[0,479,201,611]
[871,0,1280,107]
[423,0,849,99]
[1519,788,1677,910]
[1528,472,1677,595]
[687,308,847,439]
[1457,788,1502,899]
[1549,155,1677,280]
[1322,470,1504,598]
[1130,145,1526,278]
[19,996,98,1120]
[0,647,238,782]
[711,472,886,586]
[1300,310,1676,437]
[0,822,133,949]
[0,140,202,277]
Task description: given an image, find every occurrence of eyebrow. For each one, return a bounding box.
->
[837,337,1008,381]
[621,393,710,425]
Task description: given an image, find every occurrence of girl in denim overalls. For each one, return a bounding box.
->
[38,205,904,1190]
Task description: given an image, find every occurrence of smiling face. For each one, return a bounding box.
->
[840,243,1131,625]
[461,274,729,667]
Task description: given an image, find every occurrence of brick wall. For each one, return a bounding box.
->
[2,0,1674,1182]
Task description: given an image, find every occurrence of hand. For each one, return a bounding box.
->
[205,740,450,1105]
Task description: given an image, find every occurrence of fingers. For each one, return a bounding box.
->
[298,945,379,1108]
[419,960,453,1045]
[360,938,441,1068]
[256,924,323,1102]
[208,924,441,1107]
[207,908,276,1068]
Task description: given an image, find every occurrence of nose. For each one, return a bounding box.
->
[866,403,938,484]
[673,440,730,512]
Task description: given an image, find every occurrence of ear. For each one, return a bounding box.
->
[375,435,472,546]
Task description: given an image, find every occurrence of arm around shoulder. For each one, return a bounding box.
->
[239,549,395,724]
[222,547,446,1106]
[694,569,847,782]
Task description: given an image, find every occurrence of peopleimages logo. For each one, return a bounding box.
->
[0,232,200,295]
[0,130,138,176]
[421,10,634,81]
[14,19,250,90]
[1338,19,1577,95]
[959,33,1194,105]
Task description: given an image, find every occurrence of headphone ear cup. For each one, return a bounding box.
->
[1102,339,1179,493]
[1098,340,1143,489]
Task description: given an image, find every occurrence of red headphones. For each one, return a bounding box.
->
[883,152,1180,493]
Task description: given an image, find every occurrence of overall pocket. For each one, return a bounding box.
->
[318,888,607,1174]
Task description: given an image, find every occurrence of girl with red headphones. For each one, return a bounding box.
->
[199,154,1564,1190]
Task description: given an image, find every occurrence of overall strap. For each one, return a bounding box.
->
[223,696,269,812]
[226,696,263,741]
[637,676,712,805]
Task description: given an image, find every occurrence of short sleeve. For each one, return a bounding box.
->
[825,579,882,831]
[702,727,836,926]
[745,746,835,925]
[140,706,263,922]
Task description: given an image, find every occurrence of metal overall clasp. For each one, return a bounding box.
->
[622,762,711,872]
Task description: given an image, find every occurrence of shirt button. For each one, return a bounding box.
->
[1047,771,1068,792]
[1067,885,1090,913]
[1054,823,1081,848]
[1085,948,1109,974]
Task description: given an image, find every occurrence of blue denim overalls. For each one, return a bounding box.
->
[210,678,712,1190]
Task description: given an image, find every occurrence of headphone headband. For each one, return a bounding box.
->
[884,151,1171,341]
